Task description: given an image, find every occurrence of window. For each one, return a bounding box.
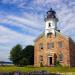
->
[47,32,52,36]
[47,43,54,49]
[39,43,43,49]
[58,42,62,48]
[48,23,51,27]
[59,53,63,61]
[40,55,43,61]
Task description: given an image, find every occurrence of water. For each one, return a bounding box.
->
[0,71,60,75]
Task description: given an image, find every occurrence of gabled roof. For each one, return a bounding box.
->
[34,32,45,42]
[34,31,70,42]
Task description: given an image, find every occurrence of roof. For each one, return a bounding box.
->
[34,30,70,42]
[34,32,45,42]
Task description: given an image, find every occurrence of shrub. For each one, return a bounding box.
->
[55,61,62,67]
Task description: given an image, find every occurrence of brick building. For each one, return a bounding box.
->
[34,8,75,67]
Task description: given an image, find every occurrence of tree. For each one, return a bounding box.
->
[22,45,34,65]
[19,57,29,66]
[10,44,34,66]
[10,44,22,66]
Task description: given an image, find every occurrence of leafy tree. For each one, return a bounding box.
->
[10,44,22,66]
[22,45,34,65]
[10,44,34,66]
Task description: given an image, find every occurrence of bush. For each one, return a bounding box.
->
[55,61,62,67]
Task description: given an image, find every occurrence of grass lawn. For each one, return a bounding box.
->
[0,66,75,72]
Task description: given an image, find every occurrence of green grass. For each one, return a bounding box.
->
[0,66,75,72]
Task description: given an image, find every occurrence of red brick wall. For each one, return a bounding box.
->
[69,38,75,66]
[34,33,74,67]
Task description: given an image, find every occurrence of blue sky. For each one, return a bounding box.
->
[0,0,75,61]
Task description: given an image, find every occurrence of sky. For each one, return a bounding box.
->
[0,0,75,62]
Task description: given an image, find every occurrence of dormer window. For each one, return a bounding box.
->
[49,23,51,27]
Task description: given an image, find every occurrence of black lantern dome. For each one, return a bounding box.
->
[44,8,58,21]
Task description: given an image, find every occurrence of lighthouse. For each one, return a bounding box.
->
[34,8,75,67]
[44,8,59,36]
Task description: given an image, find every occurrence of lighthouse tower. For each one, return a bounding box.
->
[44,8,59,36]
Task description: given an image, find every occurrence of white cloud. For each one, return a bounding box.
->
[0,13,43,31]
[0,0,25,4]
[0,13,44,37]
[33,0,61,5]
[0,25,35,45]
[0,0,75,62]
[56,2,75,40]
[0,25,35,61]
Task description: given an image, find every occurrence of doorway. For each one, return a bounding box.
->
[48,57,52,65]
